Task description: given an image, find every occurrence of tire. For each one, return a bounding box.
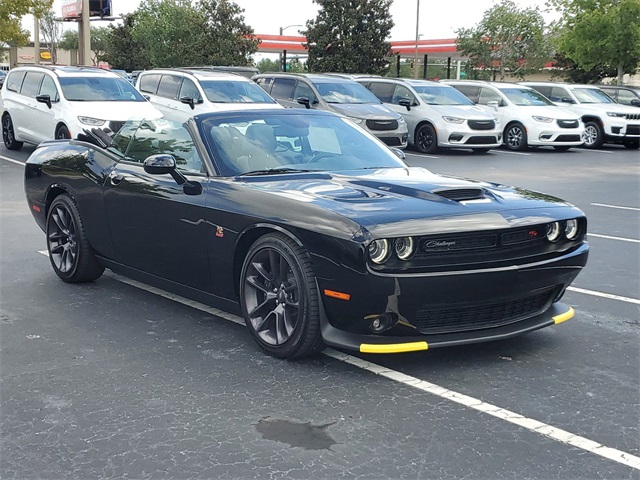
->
[414,123,438,154]
[2,114,23,150]
[240,232,324,359]
[504,123,528,151]
[55,124,71,140]
[623,140,639,150]
[553,146,572,151]
[583,121,604,148]
[46,194,104,283]
[472,148,491,154]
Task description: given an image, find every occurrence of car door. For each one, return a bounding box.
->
[388,84,423,135]
[178,77,205,117]
[102,119,211,291]
[34,74,60,140]
[15,71,45,143]
[152,74,183,121]
[269,77,297,108]
[477,87,507,126]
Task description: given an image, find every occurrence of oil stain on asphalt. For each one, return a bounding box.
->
[256,417,337,450]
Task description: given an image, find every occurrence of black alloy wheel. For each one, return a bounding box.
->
[55,125,71,140]
[583,121,604,148]
[2,114,23,150]
[414,123,438,154]
[505,123,528,151]
[46,194,104,283]
[240,233,323,359]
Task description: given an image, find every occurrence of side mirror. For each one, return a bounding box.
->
[180,96,196,110]
[296,96,311,109]
[389,147,406,160]
[144,154,176,175]
[561,97,575,104]
[630,99,640,107]
[399,98,411,111]
[486,100,500,110]
[36,94,52,109]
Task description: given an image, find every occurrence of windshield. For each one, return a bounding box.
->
[412,85,474,105]
[315,82,381,104]
[572,87,615,104]
[200,80,276,103]
[499,88,554,106]
[202,113,405,176]
[59,76,146,102]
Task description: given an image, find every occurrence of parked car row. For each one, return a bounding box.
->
[2,64,639,153]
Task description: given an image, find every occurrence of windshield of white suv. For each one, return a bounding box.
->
[499,88,554,106]
[315,82,381,104]
[411,85,474,105]
[571,88,615,104]
[59,76,146,102]
[200,80,276,103]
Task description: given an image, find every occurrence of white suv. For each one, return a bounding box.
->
[522,82,640,149]
[136,69,282,123]
[1,65,163,150]
[358,78,502,153]
[443,80,585,151]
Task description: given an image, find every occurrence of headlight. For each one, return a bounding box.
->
[565,219,579,240]
[606,112,626,118]
[394,237,415,260]
[442,116,465,124]
[532,116,553,123]
[348,116,364,125]
[546,222,561,242]
[78,116,106,126]
[398,116,406,124]
[368,239,390,264]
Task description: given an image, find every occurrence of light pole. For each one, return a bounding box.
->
[279,24,303,72]
[414,0,420,79]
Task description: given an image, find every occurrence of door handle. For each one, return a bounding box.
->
[109,172,125,185]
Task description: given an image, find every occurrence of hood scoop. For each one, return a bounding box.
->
[433,187,486,202]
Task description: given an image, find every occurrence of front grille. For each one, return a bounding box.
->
[625,113,640,120]
[555,134,581,142]
[109,121,125,133]
[380,137,402,146]
[627,125,640,135]
[366,119,399,131]
[466,135,498,144]
[557,119,579,128]
[413,287,557,335]
[433,188,485,202]
[468,119,496,130]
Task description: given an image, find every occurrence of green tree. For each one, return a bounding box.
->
[103,13,150,71]
[58,30,78,51]
[256,58,280,73]
[304,0,394,74]
[38,9,62,64]
[549,0,640,84]
[58,27,111,65]
[455,0,551,81]
[0,0,53,61]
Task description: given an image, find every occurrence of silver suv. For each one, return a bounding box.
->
[253,73,408,149]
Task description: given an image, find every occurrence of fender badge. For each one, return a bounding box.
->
[216,227,224,238]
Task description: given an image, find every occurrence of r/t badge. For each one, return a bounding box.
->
[216,226,224,238]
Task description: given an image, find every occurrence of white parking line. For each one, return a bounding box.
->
[589,233,640,244]
[490,150,531,156]
[579,148,613,154]
[0,154,25,166]
[591,203,640,212]
[35,250,639,470]
[567,287,640,305]
[406,153,440,159]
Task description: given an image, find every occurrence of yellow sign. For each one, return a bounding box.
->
[40,51,52,60]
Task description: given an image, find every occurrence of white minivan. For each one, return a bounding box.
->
[1,65,163,150]
[136,69,282,122]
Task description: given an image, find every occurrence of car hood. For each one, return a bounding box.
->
[514,105,581,120]
[70,101,164,121]
[427,104,495,119]
[328,103,400,120]
[241,167,581,238]
[572,102,640,114]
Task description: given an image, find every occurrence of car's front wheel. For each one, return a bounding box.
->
[414,123,438,154]
[240,233,324,359]
[583,121,604,148]
[46,194,105,283]
[2,114,23,150]
[504,123,528,151]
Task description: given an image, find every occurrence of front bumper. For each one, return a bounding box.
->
[528,124,585,146]
[320,302,574,353]
[435,124,502,149]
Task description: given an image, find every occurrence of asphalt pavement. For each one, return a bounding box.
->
[1,143,638,479]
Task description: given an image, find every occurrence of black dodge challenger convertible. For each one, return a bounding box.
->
[24,109,589,358]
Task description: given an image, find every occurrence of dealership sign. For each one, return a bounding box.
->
[61,0,112,19]
[61,0,82,19]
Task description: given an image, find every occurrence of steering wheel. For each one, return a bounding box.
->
[307,152,335,163]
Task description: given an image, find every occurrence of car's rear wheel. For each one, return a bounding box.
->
[583,121,604,148]
[623,140,639,150]
[46,194,104,283]
[240,233,324,359]
[414,124,438,153]
[2,114,23,150]
[505,123,527,151]
[55,125,71,140]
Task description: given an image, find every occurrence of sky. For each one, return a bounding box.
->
[35,0,560,41]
